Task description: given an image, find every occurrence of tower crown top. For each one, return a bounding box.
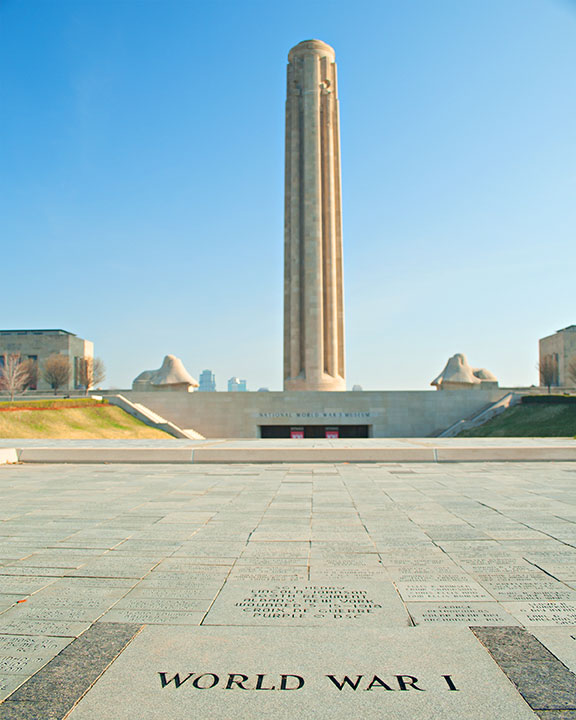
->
[288,39,335,61]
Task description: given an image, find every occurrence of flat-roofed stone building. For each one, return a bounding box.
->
[539,325,576,388]
[0,329,93,392]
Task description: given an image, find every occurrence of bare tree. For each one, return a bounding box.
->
[76,357,106,395]
[42,354,71,395]
[567,357,576,387]
[27,359,38,390]
[538,355,558,394]
[0,354,35,401]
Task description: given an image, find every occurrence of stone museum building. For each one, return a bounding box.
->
[0,329,93,393]
[110,39,553,440]
[110,39,525,439]
[539,325,576,388]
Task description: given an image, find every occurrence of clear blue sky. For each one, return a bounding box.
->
[1,0,575,390]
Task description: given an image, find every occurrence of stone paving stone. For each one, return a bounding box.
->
[0,566,76,577]
[98,609,205,625]
[122,585,220,600]
[504,603,576,625]
[533,565,576,581]
[407,602,520,626]
[531,629,576,674]
[387,569,470,582]
[228,568,309,582]
[472,627,576,714]
[309,568,389,582]
[203,581,410,627]
[0,644,70,676]
[235,557,308,566]
[65,626,536,720]
[112,597,212,613]
[0,619,91,638]
[38,576,138,589]
[394,580,493,602]
[153,558,236,570]
[0,636,72,658]
[7,556,93,569]
[0,596,18,612]
[0,622,141,717]
[173,544,246,558]
[0,579,57,596]
[479,581,576,602]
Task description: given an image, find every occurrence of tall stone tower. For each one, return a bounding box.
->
[283,39,346,392]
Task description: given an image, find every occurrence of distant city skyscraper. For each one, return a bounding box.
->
[228,377,247,392]
[198,369,216,392]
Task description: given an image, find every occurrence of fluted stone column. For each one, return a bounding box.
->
[283,39,346,392]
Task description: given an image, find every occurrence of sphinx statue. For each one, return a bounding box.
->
[132,355,199,392]
[431,353,498,390]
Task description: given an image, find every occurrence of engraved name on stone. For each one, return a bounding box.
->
[233,586,380,619]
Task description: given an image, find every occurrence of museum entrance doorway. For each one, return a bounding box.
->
[260,425,370,439]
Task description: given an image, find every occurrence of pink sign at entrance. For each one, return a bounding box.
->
[290,428,304,439]
[325,428,339,439]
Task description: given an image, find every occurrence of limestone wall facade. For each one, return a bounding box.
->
[539,326,576,387]
[0,329,93,392]
[115,388,508,438]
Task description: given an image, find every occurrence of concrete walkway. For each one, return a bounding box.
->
[1,458,576,717]
[0,437,575,464]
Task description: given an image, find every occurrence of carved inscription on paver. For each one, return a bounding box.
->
[407,603,518,626]
[504,602,576,625]
[234,586,380,620]
[156,671,459,692]
[229,571,308,583]
[99,610,204,625]
[0,635,70,655]
[0,619,90,637]
[395,582,492,602]
[480,581,576,601]
[310,569,388,581]
[0,653,55,674]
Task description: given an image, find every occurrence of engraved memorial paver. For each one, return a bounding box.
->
[407,602,519,625]
[98,609,205,625]
[203,582,409,627]
[0,635,71,657]
[503,601,576,625]
[64,626,536,720]
[395,581,493,602]
[0,618,91,637]
[477,579,576,602]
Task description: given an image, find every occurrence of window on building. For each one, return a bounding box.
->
[74,356,83,389]
[27,355,38,390]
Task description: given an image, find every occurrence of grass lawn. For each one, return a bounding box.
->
[0,398,170,439]
[459,403,576,437]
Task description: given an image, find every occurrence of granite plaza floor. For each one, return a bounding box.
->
[1,459,576,718]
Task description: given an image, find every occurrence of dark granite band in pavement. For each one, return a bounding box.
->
[0,623,142,720]
[472,626,576,718]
